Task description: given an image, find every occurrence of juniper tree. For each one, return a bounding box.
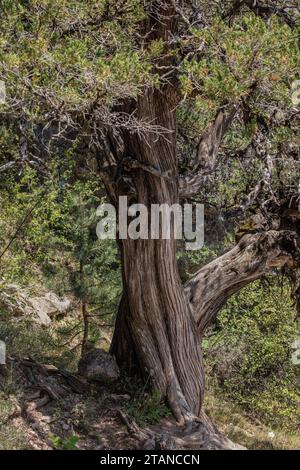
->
[0,0,300,446]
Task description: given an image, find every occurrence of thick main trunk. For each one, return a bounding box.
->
[104,3,206,424]
[111,238,205,422]
[109,87,205,422]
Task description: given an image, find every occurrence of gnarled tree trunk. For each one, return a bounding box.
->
[185,230,299,335]
[109,87,204,423]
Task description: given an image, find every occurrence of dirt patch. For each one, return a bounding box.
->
[0,357,138,450]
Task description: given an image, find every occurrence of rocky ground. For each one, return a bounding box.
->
[0,283,299,451]
[1,354,299,451]
[0,356,138,450]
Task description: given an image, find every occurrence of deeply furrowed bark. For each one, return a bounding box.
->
[110,219,300,426]
[107,76,300,434]
[109,87,205,422]
[112,237,205,422]
[103,2,207,424]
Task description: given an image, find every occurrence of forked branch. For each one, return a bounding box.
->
[179,105,237,198]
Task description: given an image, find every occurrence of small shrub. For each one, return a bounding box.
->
[125,390,171,426]
[49,434,79,450]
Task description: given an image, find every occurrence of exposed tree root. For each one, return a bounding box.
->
[1,356,246,450]
[119,411,246,450]
[3,356,89,403]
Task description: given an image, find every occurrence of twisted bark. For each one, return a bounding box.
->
[109,86,205,422]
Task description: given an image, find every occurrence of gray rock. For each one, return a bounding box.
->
[78,349,120,384]
[29,292,71,323]
[0,281,71,326]
[0,80,6,104]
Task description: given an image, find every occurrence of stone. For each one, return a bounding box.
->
[78,349,120,384]
[29,292,71,320]
[0,280,71,326]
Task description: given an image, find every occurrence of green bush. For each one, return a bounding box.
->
[125,390,171,426]
[49,434,79,450]
[204,280,300,429]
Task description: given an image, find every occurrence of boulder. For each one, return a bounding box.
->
[0,281,71,326]
[78,349,120,384]
[29,292,71,321]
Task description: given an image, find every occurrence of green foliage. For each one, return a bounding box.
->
[180,14,298,114]
[0,316,78,370]
[0,0,154,126]
[0,0,299,448]
[0,160,121,361]
[204,280,300,429]
[125,390,171,426]
[205,388,300,450]
[0,164,120,285]
[49,433,79,450]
